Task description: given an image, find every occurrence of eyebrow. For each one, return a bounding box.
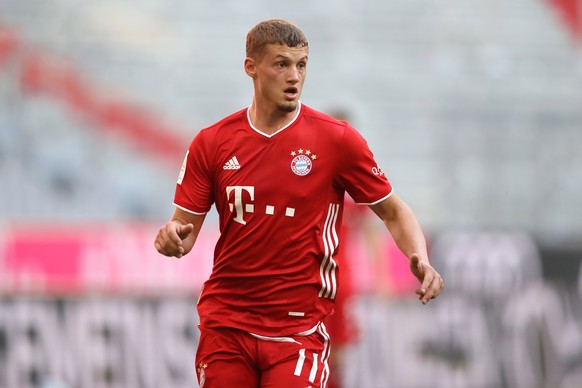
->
[273,54,308,61]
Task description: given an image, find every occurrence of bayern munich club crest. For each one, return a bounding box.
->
[290,148,316,176]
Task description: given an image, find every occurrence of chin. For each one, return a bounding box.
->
[277,102,297,113]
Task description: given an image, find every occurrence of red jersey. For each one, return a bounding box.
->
[174,103,392,336]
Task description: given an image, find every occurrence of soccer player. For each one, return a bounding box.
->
[154,18,444,388]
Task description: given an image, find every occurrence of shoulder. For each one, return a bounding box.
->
[186,108,247,159]
[189,108,247,150]
[301,105,347,131]
[199,108,247,136]
[300,104,352,147]
[301,104,367,144]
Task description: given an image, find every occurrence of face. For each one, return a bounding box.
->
[246,43,308,113]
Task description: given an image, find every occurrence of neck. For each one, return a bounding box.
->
[248,101,300,136]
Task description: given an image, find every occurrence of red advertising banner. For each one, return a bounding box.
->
[0,223,216,295]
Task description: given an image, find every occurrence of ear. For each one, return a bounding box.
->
[244,57,257,78]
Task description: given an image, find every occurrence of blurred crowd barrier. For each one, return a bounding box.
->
[1,226,582,388]
[344,231,582,388]
[0,296,199,388]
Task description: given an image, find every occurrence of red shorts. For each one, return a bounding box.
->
[195,323,331,387]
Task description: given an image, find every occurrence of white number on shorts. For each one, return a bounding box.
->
[294,348,319,383]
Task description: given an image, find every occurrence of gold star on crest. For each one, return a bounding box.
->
[290,148,317,160]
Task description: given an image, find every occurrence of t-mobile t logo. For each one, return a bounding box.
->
[226,186,255,225]
[225,185,296,224]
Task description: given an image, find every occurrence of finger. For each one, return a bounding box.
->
[169,226,184,246]
[421,288,435,304]
[420,271,434,295]
[154,231,172,255]
[155,227,182,257]
[158,224,181,246]
[416,278,435,304]
[421,276,444,303]
[431,277,444,299]
[178,223,194,239]
[155,240,177,257]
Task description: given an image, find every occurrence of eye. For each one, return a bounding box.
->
[276,62,287,69]
[298,62,306,70]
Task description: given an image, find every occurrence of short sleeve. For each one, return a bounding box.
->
[173,130,214,214]
[336,124,393,205]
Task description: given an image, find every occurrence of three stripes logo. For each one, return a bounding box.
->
[223,156,241,170]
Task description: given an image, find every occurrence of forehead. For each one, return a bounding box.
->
[261,43,309,61]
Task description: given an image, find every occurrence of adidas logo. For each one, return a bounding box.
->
[223,156,241,170]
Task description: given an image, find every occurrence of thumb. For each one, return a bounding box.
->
[410,253,420,266]
[409,253,424,282]
[410,253,421,270]
[177,223,194,240]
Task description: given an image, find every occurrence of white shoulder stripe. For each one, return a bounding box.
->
[356,189,394,206]
[173,203,208,215]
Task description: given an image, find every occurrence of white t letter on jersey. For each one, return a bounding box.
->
[226,186,255,225]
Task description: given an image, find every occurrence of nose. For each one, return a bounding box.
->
[287,66,301,83]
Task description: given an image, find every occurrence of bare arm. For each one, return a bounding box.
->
[369,193,444,304]
[154,207,206,258]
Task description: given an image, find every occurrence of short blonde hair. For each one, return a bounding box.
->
[246,19,308,59]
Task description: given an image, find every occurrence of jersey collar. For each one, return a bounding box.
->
[246,101,302,138]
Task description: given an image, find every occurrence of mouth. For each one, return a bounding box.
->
[283,87,298,100]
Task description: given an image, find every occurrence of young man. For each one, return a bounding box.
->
[154,19,444,388]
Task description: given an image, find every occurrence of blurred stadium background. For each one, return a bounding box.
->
[1,0,582,387]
